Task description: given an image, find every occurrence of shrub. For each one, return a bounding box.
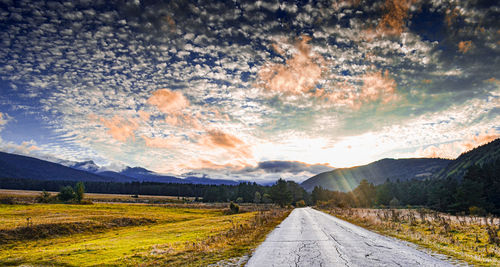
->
[295,200,306,207]
[253,191,261,204]
[389,197,400,209]
[0,196,15,204]
[58,186,76,202]
[486,226,500,245]
[229,202,240,214]
[75,182,85,203]
[36,190,54,203]
[469,206,486,216]
[316,199,343,209]
[262,193,272,203]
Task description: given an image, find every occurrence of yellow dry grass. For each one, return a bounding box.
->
[323,208,500,266]
[0,203,289,266]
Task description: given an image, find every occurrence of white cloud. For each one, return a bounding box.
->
[0,0,497,178]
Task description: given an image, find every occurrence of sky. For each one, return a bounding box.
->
[0,0,499,183]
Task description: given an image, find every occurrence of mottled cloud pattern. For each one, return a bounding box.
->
[97,116,139,143]
[258,36,324,95]
[147,89,189,115]
[0,0,498,182]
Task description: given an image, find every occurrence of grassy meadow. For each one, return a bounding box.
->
[0,189,193,204]
[323,208,500,266]
[0,194,289,266]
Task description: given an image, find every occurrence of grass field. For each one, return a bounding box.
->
[0,202,289,266]
[0,189,193,204]
[323,207,500,266]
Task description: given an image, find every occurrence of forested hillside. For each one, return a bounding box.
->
[434,138,500,180]
[301,158,451,192]
[311,139,500,215]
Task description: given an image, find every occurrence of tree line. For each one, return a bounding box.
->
[312,159,500,215]
[0,177,311,206]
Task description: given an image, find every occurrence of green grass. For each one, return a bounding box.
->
[0,203,289,266]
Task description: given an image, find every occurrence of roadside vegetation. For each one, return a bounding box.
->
[321,207,500,266]
[0,202,289,266]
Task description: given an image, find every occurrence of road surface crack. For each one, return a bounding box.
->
[294,242,307,267]
[364,241,392,250]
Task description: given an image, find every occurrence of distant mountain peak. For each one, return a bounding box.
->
[70,160,100,173]
[121,166,154,175]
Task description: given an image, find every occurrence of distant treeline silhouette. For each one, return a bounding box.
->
[0,177,311,206]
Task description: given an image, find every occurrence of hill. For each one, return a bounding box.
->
[0,151,112,182]
[301,158,451,192]
[434,138,500,180]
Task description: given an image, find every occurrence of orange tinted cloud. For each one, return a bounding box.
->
[315,81,357,107]
[182,159,249,170]
[142,135,182,149]
[458,41,473,53]
[258,36,324,95]
[165,113,202,130]
[418,130,500,159]
[209,108,231,121]
[137,110,150,121]
[20,141,40,152]
[164,15,176,33]
[487,77,499,84]
[360,70,397,104]
[98,116,139,142]
[445,7,460,27]
[464,130,500,150]
[205,130,244,149]
[2,140,40,155]
[313,70,398,108]
[200,130,251,158]
[371,0,417,37]
[271,43,284,55]
[165,115,181,126]
[147,89,189,114]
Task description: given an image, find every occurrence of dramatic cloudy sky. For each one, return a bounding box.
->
[0,0,499,182]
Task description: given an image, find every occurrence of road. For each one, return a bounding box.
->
[246,207,455,267]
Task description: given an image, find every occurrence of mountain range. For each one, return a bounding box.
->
[300,138,500,192]
[1,138,498,190]
[0,151,239,185]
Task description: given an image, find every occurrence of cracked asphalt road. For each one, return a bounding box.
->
[246,207,454,267]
